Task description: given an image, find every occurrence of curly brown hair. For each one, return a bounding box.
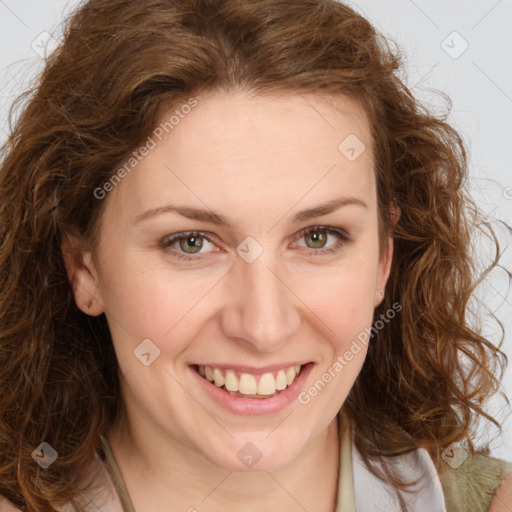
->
[0,0,509,510]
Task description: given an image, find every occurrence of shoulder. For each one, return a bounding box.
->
[438,452,512,512]
[487,462,512,512]
[0,452,123,512]
[0,495,21,511]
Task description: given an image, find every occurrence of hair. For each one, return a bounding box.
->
[0,0,510,510]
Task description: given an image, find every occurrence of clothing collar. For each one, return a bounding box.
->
[336,411,447,512]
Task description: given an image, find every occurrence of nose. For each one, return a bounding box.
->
[220,249,301,353]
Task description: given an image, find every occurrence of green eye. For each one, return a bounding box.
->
[304,229,328,249]
[178,235,204,254]
[160,231,216,260]
[296,226,349,254]
[160,225,350,262]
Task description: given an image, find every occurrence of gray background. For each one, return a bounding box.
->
[1,0,511,459]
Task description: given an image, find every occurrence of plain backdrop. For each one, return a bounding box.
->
[1,0,511,460]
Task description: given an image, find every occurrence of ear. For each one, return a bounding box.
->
[61,232,104,316]
[374,203,401,307]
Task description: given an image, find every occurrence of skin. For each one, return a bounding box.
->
[489,474,512,512]
[62,89,395,512]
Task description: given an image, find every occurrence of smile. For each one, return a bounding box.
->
[190,362,314,415]
[196,364,302,398]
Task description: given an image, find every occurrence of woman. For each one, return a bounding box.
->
[0,0,511,511]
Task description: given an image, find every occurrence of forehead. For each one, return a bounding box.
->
[162,89,372,166]
[105,90,376,224]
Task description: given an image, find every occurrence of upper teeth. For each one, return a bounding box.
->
[197,365,302,396]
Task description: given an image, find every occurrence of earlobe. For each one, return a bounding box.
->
[391,202,401,226]
[61,233,104,316]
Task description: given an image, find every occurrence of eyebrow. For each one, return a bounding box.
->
[133,197,368,229]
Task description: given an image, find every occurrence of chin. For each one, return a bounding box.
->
[200,433,304,473]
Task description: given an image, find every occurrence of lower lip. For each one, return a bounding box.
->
[190,363,314,416]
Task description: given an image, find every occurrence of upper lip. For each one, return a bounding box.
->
[192,362,311,375]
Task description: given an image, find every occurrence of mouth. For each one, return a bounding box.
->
[192,363,307,399]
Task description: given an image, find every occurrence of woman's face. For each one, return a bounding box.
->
[65,90,394,472]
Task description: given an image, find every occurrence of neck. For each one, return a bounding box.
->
[107,412,341,512]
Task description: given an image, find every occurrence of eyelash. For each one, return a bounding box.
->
[159,225,350,262]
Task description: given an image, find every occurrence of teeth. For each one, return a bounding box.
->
[205,366,214,381]
[225,369,239,392]
[286,367,296,385]
[257,373,276,395]
[197,364,302,397]
[213,368,225,387]
[276,370,287,390]
[239,373,258,394]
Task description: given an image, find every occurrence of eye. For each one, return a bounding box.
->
[159,225,350,262]
[159,231,217,260]
[293,226,350,256]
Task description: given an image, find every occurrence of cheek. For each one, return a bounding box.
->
[298,261,379,338]
[97,253,221,350]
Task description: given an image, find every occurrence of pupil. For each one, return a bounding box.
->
[308,230,326,248]
[180,236,202,253]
